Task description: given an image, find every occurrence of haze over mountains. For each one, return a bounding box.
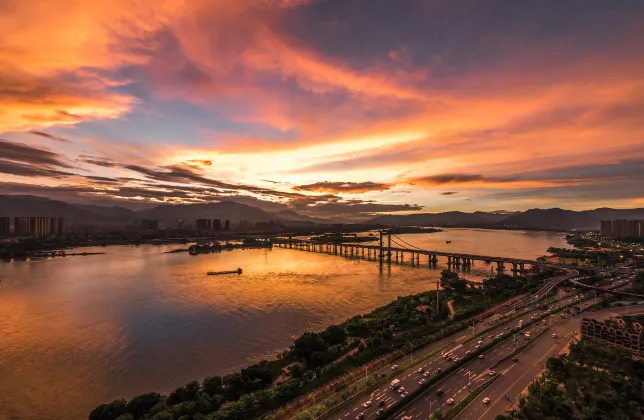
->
[2,194,644,231]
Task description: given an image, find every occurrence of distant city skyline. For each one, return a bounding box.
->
[1,0,644,219]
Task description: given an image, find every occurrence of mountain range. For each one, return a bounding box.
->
[2,194,644,231]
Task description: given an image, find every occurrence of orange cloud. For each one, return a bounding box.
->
[293,181,392,194]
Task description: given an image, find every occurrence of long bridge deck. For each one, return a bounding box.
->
[273,238,630,275]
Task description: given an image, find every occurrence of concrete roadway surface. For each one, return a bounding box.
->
[335,278,580,420]
[389,275,632,420]
[456,304,644,420]
[390,310,562,420]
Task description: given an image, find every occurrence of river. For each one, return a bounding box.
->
[0,229,567,420]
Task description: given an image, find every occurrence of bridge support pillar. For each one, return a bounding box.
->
[512,262,518,277]
[447,256,452,266]
[496,261,504,272]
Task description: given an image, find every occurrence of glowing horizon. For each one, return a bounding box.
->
[2,0,644,219]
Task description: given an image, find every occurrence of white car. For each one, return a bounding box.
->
[465,350,471,355]
[488,370,495,376]
[362,400,372,408]
[552,333,557,338]
[391,364,398,370]
[417,367,424,373]
[483,397,490,404]
[446,398,455,405]
[475,345,480,349]
[401,391,409,398]
[419,378,426,385]
[479,354,485,359]
[423,371,431,377]
[397,386,405,393]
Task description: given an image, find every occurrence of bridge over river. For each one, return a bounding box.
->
[273,232,631,277]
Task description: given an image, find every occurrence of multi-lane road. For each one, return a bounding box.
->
[389,276,634,420]
[390,293,590,420]
[333,273,580,420]
[456,303,644,420]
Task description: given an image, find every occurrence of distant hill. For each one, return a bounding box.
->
[368,211,510,227]
[0,195,331,227]
[136,201,274,225]
[3,194,644,231]
[74,204,138,219]
[0,195,106,224]
[499,208,644,230]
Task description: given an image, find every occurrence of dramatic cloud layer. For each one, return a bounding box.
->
[2,0,644,216]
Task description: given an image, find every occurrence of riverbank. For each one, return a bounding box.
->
[88,267,557,420]
[0,229,568,419]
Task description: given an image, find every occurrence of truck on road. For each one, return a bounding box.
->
[390,379,401,389]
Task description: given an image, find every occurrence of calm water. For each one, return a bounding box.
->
[0,229,567,420]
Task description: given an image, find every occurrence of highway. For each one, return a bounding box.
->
[332,273,579,420]
[456,303,644,420]
[389,299,582,420]
[386,275,632,420]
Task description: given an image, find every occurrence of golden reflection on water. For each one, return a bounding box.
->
[0,230,567,420]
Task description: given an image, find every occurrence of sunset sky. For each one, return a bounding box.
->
[1,0,644,219]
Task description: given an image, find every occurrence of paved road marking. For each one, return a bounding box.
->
[476,341,561,420]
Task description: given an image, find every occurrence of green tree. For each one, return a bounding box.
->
[89,400,127,420]
[126,393,163,418]
[322,324,347,345]
[202,375,223,396]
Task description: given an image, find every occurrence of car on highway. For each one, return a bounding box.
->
[512,357,519,362]
[423,371,431,377]
[401,391,409,398]
[362,400,372,408]
[436,389,444,396]
[465,350,471,355]
[477,340,483,344]
[397,386,405,393]
[447,355,453,361]
[419,378,426,385]
[435,368,442,374]
[475,345,480,349]
[356,413,364,420]
[446,398,455,405]
[489,335,494,339]
[401,416,412,420]
[479,354,485,359]
[377,400,386,407]
[488,370,495,376]
[552,333,557,338]
[453,356,460,362]
[418,367,424,373]
[391,364,398,370]
[483,397,490,404]
[376,408,385,416]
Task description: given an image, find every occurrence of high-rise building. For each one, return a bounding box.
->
[612,219,629,238]
[195,219,209,231]
[600,220,612,237]
[13,216,65,237]
[0,217,10,236]
[57,218,66,236]
[213,219,222,230]
[627,220,641,238]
